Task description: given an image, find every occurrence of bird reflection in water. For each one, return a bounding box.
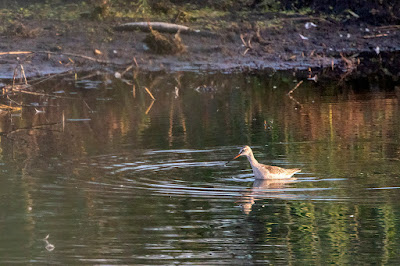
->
[239,178,296,215]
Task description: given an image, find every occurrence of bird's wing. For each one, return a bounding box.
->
[261,164,301,175]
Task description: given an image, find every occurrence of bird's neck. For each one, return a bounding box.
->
[246,153,259,166]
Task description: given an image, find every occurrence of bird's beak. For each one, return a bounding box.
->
[225,153,242,165]
[232,154,241,160]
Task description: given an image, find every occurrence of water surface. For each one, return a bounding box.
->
[1,71,400,264]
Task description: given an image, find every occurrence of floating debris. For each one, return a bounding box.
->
[75,79,102,90]
[308,75,318,82]
[35,108,45,114]
[299,34,309,40]
[94,49,102,55]
[374,46,380,55]
[96,97,113,101]
[43,234,55,252]
[45,242,55,251]
[347,10,360,18]
[195,85,217,93]
[305,22,317,29]
[66,118,91,122]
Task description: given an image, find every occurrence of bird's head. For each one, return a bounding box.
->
[236,145,252,157]
[227,146,252,164]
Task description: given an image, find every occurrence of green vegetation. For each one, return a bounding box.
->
[0,0,396,24]
[0,0,397,37]
[2,1,84,20]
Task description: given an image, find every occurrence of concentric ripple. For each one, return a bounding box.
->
[49,147,360,203]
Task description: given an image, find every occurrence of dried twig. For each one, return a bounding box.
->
[339,53,359,81]
[42,51,120,65]
[0,51,33,56]
[121,64,134,77]
[82,100,93,112]
[0,50,128,66]
[116,22,190,33]
[145,100,155,114]
[20,64,27,84]
[6,95,29,108]
[0,103,21,111]
[279,16,332,23]
[374,25,400,30]
[287,80,304,95]
[287,94,302,109]
[340,53,358,72]
[11,64,28,88]
[28,71,74,85]
[10,86,76,99]
[363,33,388,39]
[120,57,139,77]
[62,111,65,132]
[133,57,139,68]
[6,123,62,136]
[144,87,156,100]
[240,34,253,55]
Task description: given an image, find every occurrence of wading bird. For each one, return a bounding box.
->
[228,146,301,179]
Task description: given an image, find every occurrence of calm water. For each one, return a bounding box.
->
[1,70,400,264]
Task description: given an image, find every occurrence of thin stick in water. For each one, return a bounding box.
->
[144,87,156,100]
[145,100,155,114]
[287,80,303,95]
[20,64,27,85]
[62,111,65,132]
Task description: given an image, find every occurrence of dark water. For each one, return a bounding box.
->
[1,70,400,264]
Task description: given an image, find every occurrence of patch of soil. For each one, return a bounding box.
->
[0,12,399,79]
[4,22,41,38]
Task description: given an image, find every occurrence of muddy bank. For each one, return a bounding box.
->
[0,12,399,79]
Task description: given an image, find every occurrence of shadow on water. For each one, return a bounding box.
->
[0,70,400,264]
